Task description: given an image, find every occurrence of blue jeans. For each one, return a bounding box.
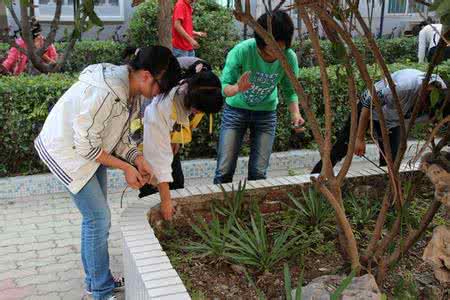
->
[172,47,195,58]
[214,105,277,184]
[70,166,115,300]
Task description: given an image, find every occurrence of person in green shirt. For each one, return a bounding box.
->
[214,11,305,184]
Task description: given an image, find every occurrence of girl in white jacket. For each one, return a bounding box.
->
[35,46,180,300]
[143,69,224,220]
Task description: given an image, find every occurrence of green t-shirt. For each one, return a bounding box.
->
[221,38,299,111]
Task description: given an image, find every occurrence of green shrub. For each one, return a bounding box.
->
[0,36,417,71]
[192,0,239,68]
[0,40,126,73]
[127,0,159,48]
[0,73,77,176]
[57,40,126,72]
[1,61,449,177]
[294,36,418,68]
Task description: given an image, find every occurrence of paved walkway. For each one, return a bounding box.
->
[0,160,388,300]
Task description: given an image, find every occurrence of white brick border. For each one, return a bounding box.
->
[1,141,427,199]
[120,161,420,300]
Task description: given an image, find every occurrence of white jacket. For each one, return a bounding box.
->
[35,64,141,194]
[143,86,190,184]
[418,24,443,63]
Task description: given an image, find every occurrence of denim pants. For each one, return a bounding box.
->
[214,105,277,184]
[70,166,115,300]
[172,47,195,58]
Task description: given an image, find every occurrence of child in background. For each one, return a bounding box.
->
[1,18,58,75]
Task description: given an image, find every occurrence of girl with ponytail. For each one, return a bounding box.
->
[140,57,224,220]
[35,46,180,300]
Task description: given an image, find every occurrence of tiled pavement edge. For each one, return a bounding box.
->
[0,141,427,199]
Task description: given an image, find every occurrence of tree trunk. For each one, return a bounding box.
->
[158,0,173,49]
[0,2,8,43]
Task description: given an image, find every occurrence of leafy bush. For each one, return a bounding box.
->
[57,40,126,72]
[127,0,159,48]
[0,36,418,72]
[127,0,239,68]
[192,0,239,68]
[1,61,449,177]
[0,40,126,73]
[293,36,418,68]
[0,73,77,176]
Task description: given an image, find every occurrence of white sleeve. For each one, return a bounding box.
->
[418,28,427,63]
[142,102,174,183]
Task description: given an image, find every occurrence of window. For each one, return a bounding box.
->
[388,0,427,14]
[34,0,124,22]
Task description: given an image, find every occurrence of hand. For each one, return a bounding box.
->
[160,200,174,221]
[135,155,155,184]
[33,35,44,49]
[195,31,207,38]
[171,143,180,155]
[191,39,200,49]
[124,165,145,189]
[0,64,9,75]
[291,113,305,133]
[354,138,366,156]
[237,71,252,93]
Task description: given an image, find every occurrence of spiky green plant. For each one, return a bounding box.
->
[223,208,301,272]
[287,187,334,232]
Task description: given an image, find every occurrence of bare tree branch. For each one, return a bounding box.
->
[299,8,334,178]
[7,3,21,32]
[41,0,63,56]
[312,177,361,272]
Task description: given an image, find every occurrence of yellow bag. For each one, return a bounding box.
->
[170,111,205,144]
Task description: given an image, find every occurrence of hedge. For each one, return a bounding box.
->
[0,36,418,71]
[1,61,449,177]
[294,36,418,67]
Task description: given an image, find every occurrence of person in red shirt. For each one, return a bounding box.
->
[171,0,207,57]
[1,18,58,75]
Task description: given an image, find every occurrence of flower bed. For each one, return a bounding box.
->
[120,163,449,299]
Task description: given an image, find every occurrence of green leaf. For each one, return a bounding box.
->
[430,87,440,108]
[284,263,292,300]
[295,268,304,300]
[331,269,356,300]
[331,41,346,62]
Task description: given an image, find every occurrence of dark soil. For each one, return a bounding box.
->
[156,173,450,299]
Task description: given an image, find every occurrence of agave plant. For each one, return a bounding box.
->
[223,207,301,272]
[287,187,334,232]
[212,180,248,221]
[184,210,233,260]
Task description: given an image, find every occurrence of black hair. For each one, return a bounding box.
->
[183,71,224,114]
[20,17,41,40]
[254,11,294,49]
[181,59,212,79]
[122,46,181,94]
